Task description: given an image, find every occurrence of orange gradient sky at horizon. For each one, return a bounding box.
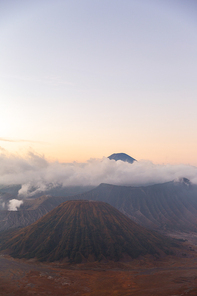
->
[1,1,197,165]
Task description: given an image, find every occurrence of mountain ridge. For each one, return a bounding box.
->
[1,180,197,233]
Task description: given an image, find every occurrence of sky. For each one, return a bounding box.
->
[0,0,197,165]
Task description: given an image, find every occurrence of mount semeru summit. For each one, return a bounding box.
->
[108,153,136,163]
[0,200,176,263]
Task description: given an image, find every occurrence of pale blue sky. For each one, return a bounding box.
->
[0,0,197,164]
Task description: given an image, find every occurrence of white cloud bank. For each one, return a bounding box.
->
[0,151,197,198]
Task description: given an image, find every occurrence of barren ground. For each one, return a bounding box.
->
[1,232,197,295]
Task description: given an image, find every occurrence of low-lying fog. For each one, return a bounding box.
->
[0,152,197,202]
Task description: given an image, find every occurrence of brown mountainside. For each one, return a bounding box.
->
[0,201,177,262]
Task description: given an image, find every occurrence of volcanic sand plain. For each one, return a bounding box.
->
[1,232,197,295]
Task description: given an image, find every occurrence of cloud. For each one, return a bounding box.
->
[0,151,197,198]
[0,137,44,144]
[8,199,23,211]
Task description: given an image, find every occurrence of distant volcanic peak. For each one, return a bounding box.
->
[108,153,136,164]
[1,200,175,263]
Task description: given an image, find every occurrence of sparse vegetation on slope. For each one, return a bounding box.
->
[1,201,176,262]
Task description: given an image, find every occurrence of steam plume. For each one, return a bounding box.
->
[8,199,23,211]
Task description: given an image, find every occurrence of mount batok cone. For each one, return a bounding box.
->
[1,200,177,263]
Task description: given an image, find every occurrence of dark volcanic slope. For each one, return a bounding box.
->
[1,179,197,233]
[108,153,136,163]
[72,180,197,232]
[0,201,176,262]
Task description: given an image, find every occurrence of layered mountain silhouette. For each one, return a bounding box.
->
[0,185,94,210]
[108,153,136,163]
[1,179,197,233]
[0,195,73,231]
[0,200,176,262]
[74,180,197,232]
